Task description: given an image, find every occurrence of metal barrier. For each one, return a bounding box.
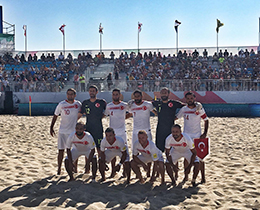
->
[4,79,260,92]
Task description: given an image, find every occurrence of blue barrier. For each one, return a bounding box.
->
[18,103,259,117]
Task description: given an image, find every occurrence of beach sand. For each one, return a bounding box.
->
[0,115,259,210]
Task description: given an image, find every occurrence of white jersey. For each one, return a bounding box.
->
[105,101,128,131]
[176,105,208,138]
[165,133,195,153]
[54,100,82,134]
[100,136,127,153]
[66,131,96,152]
[129,101,154,131]
[133,140,162,161]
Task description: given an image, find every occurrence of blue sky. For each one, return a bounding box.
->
[1,0,260,51]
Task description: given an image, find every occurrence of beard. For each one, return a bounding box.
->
[134,99,142,104]
[161,96,168,101]
[76,131,84,136]
[113,98,120,102]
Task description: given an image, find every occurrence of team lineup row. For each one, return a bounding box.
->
[50,86,209,186]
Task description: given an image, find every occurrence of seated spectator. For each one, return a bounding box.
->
[203,49,208,57]
[58,52,64,61]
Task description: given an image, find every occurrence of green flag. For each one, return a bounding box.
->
[216,19,224,33]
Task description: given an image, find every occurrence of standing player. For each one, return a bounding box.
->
[99,127,131,183]
[128,90,156,150]
[175,91,209,183]
[165,124,199,186]
[152,87,184,152]
[78,85,106,172]
[131,130,165,184]
[50,88,81,175]
[78,85,106,151]
[65,122,97,182]
[105,88,130,144]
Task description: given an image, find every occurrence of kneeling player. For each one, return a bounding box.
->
[65,122,97,182]
[131,130,165,184]
[99,127,131,183]
[165,124,199,186]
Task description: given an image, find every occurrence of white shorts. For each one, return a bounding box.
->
[104,149,130,163]
[132,129,152,150]
[114,129,127,144]
[137,153,164,164]
[65,148,95,163]
[58,133,70,150]
[168,148,199,165]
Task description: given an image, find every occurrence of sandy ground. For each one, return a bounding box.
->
[0,115,259,210]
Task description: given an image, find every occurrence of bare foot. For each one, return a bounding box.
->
[201,178,206,184]
[84,169,90,174]
[68,177,75,182]
[100,177,106,182]
[149,176,156,183]
[57,168,61,175]
[139,178,145,184]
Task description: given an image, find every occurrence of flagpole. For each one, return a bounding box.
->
[259,17,260,45]
[138,30,139,53]
[100,32,102,53]
[25,25,27,57]
[176,31,178,55]
[63,31,65,57]
[217,32,218,53]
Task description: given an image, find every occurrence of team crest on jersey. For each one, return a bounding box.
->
[168,102,173,107]
[153,153,158,159]
[120,106,124,110]
[75,104,78,109]
[83,141,89,145]
[95,103,100,108]
[182,142,187,147]
[142,106,147,110]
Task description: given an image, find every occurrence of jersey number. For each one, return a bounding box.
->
[64,109,70,115]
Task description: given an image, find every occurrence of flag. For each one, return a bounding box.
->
[59,24,66,35]
[194,138,210,160]
[138,22,142,33]
[23,25,27,36]
[174,20,181,33]
[99,23,103,34]
[216,19,224,33]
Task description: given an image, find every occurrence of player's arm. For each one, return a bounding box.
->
[100,150,105,163]
[50,115,58,136]
[200,119,209,139]
[133,154,148,171]
[87,148,95,164]
[125,112,132,119]
[165,148,172,164]
[151,109,157,116]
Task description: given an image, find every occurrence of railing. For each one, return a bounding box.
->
[2,45,258,60]
[3,79,260,92]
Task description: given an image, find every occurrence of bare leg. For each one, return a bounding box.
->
[57,149,64,175]
[85,157,90,174]
[146,162,151,177]
[65,159,74,181]
[110,157,117,178]
[200,161,206,183]
[74,159,78,173]
[131,160,144,184]
[192,162,200,186]
[92,157,97,181]
[165,163,176,185]
[124,162,131,184]
[158,161,165,185]
[98,159,106,182]
[183,159,189,182]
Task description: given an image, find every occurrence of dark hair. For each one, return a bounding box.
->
[76,121,85,128]
[112,88,121,94]
[89,85,98,92]
[185,91,195,98]
[133,89,142,96]
[172,124,182,130]
[105,127,115,134]
[138,130,147,135]
[67,88,76,94]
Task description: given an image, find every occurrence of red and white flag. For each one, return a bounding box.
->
[174,20,181,33]
[194,137,210,160]
[138,22,142,33]
[59,24,66,35]
[99,23,103,34]
[23,25,27,36]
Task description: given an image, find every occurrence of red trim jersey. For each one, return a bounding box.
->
[165,133,195,153]
[66,131,96,152]
[133,140,162,161]
[129,101,154,131]
[100,136,127,153]
[54,100,82,134]
[105,101,128,131]
[176,106,208,138]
